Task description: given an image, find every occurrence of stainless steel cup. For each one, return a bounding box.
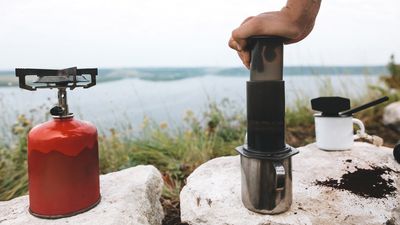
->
[240,156,293,214]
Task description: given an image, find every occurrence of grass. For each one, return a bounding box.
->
[0,115,30,200]
[98,99,246,200]
[0,99,247,201]
[1,60,400,224]
[1,85,399,202]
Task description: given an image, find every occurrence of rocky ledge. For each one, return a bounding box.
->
[180,142,400,225]
[0,165,164,225]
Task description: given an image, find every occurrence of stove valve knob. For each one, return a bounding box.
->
[50,106,64,116]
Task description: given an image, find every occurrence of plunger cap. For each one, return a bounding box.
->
[311,96,351,117]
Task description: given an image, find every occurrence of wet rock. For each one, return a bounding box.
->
[180,142,400,225]
[0,165,164,225]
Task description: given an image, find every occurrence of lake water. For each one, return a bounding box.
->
[0,73,382,142]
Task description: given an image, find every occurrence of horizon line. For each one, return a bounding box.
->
[0,64,388,71]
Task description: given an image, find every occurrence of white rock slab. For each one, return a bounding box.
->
[0,165,164,225]
[383,101,400,130]
[180,142,400,225]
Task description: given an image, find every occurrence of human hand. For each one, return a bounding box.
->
[229,0,321,69]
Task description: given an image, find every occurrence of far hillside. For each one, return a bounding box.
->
[0,66,389,87]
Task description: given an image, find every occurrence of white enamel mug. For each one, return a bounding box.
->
[314,115,365,151]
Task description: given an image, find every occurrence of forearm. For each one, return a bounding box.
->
[280,0,321,42]
[283,0,321,31]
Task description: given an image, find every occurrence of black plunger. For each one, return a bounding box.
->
[246,36,286,153]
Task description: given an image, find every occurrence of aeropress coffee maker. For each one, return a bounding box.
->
[236,36,298,214]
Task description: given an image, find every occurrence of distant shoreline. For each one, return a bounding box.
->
[0,66,388,87]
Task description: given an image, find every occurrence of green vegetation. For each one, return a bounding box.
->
[0,115,30,200]
[1,85,399,202]
[382,54,400,89]
[0,100,247,201]
[98,100,246,200]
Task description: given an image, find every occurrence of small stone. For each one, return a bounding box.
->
[180,142,400,225]
[383,101,400,131]
[389,207,400,225]
[0,165,164,225]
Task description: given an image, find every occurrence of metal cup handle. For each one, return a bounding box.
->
[273,162,285,191]
[352,118,365,139]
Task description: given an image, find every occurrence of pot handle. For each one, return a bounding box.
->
[273,162,286,191]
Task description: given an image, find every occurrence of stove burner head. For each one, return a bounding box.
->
[15,67,97,90]
[15,67,98,118]
[34,74,88,85]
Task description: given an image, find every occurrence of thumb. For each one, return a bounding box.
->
[231,17,264,50]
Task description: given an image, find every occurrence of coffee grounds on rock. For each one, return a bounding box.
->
[315,166,397,198]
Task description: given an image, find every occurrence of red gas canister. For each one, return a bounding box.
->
[16,67,100,218]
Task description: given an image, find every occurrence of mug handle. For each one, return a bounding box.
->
[352,118,365,139]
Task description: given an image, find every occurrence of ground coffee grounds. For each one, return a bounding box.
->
[316,165,397,198]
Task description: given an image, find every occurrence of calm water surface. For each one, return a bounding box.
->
[0,74,380,141]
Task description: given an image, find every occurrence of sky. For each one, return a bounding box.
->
[0,0,399,69]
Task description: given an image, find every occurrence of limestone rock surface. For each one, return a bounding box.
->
[0,165,164,225]
[180,142,400,225]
